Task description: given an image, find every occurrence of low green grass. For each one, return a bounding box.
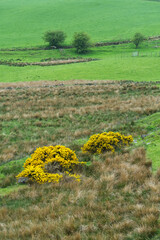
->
[0,0,160,49]
[135,112,160,130]
[0,41,160,82]
[0,40,159,62]
[0,158,26,174]
[1,57,159,82]
[0,158,26,196]
[0,185,26,197]
[134,112,160,171]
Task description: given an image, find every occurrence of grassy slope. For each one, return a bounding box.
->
[0,0,160,48]
[1,41,160,82]
[1,80,160,166]
[1,111,159,196]
[0,149,160,240]
[0,1,160,238]
[0,158,26,196]
[1,58,159,82]
[0,81,160,239]
[134,112,160,171]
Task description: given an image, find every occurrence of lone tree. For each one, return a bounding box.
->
[44,31,66,48]
[73,32,91,53]
[133,33,144,48]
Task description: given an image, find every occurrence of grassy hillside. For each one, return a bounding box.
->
[1,1,160,239]
[1,80,160,165]
[0,0,160,48]
[134,112,160,171]
[0,80,160,240]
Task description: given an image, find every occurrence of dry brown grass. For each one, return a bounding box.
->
[1,80,160,164]
[1,80,160,240]
[0,148,159,240]
[0,58,97,67]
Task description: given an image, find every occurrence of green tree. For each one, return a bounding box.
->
[133,33,144,48]
[73,32,91,53]
[44,31,66,48]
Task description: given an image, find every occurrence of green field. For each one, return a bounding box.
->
[0,0,160,48]
[134,112,160,171]
[1,41,160,82]
[0,0,160,83]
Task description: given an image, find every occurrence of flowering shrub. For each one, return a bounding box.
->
[17,145,84,184]
[82,132,133,154]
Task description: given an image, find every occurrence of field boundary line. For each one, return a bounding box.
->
[0,36,160,51]
[0,58,98,67]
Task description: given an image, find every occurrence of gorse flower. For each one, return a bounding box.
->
[82,132,133,154]
[17,134,133,184]
[17,145,84,184]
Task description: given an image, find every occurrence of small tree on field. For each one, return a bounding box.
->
[44,31,66,48]
[73,32,91,53]
[133,33,144,49]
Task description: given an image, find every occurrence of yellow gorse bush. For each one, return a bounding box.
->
[82,132,133,154]
[17,145,84,184]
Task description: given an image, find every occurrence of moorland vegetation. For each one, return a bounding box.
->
[16,145,83,184]
[0,0,160,239]
[0,81,160,240]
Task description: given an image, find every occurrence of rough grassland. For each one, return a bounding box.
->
[0,81,160,239]
[1,0,160,238]
[0,149,160,240]
[1,80,160,166]
[0,0,160,48]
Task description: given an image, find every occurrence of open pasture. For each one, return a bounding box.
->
[1,41,160,82]
[0,0,160,48]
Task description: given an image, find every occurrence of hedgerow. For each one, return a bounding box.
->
[82,132,133,154]
[16,145,84,184]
